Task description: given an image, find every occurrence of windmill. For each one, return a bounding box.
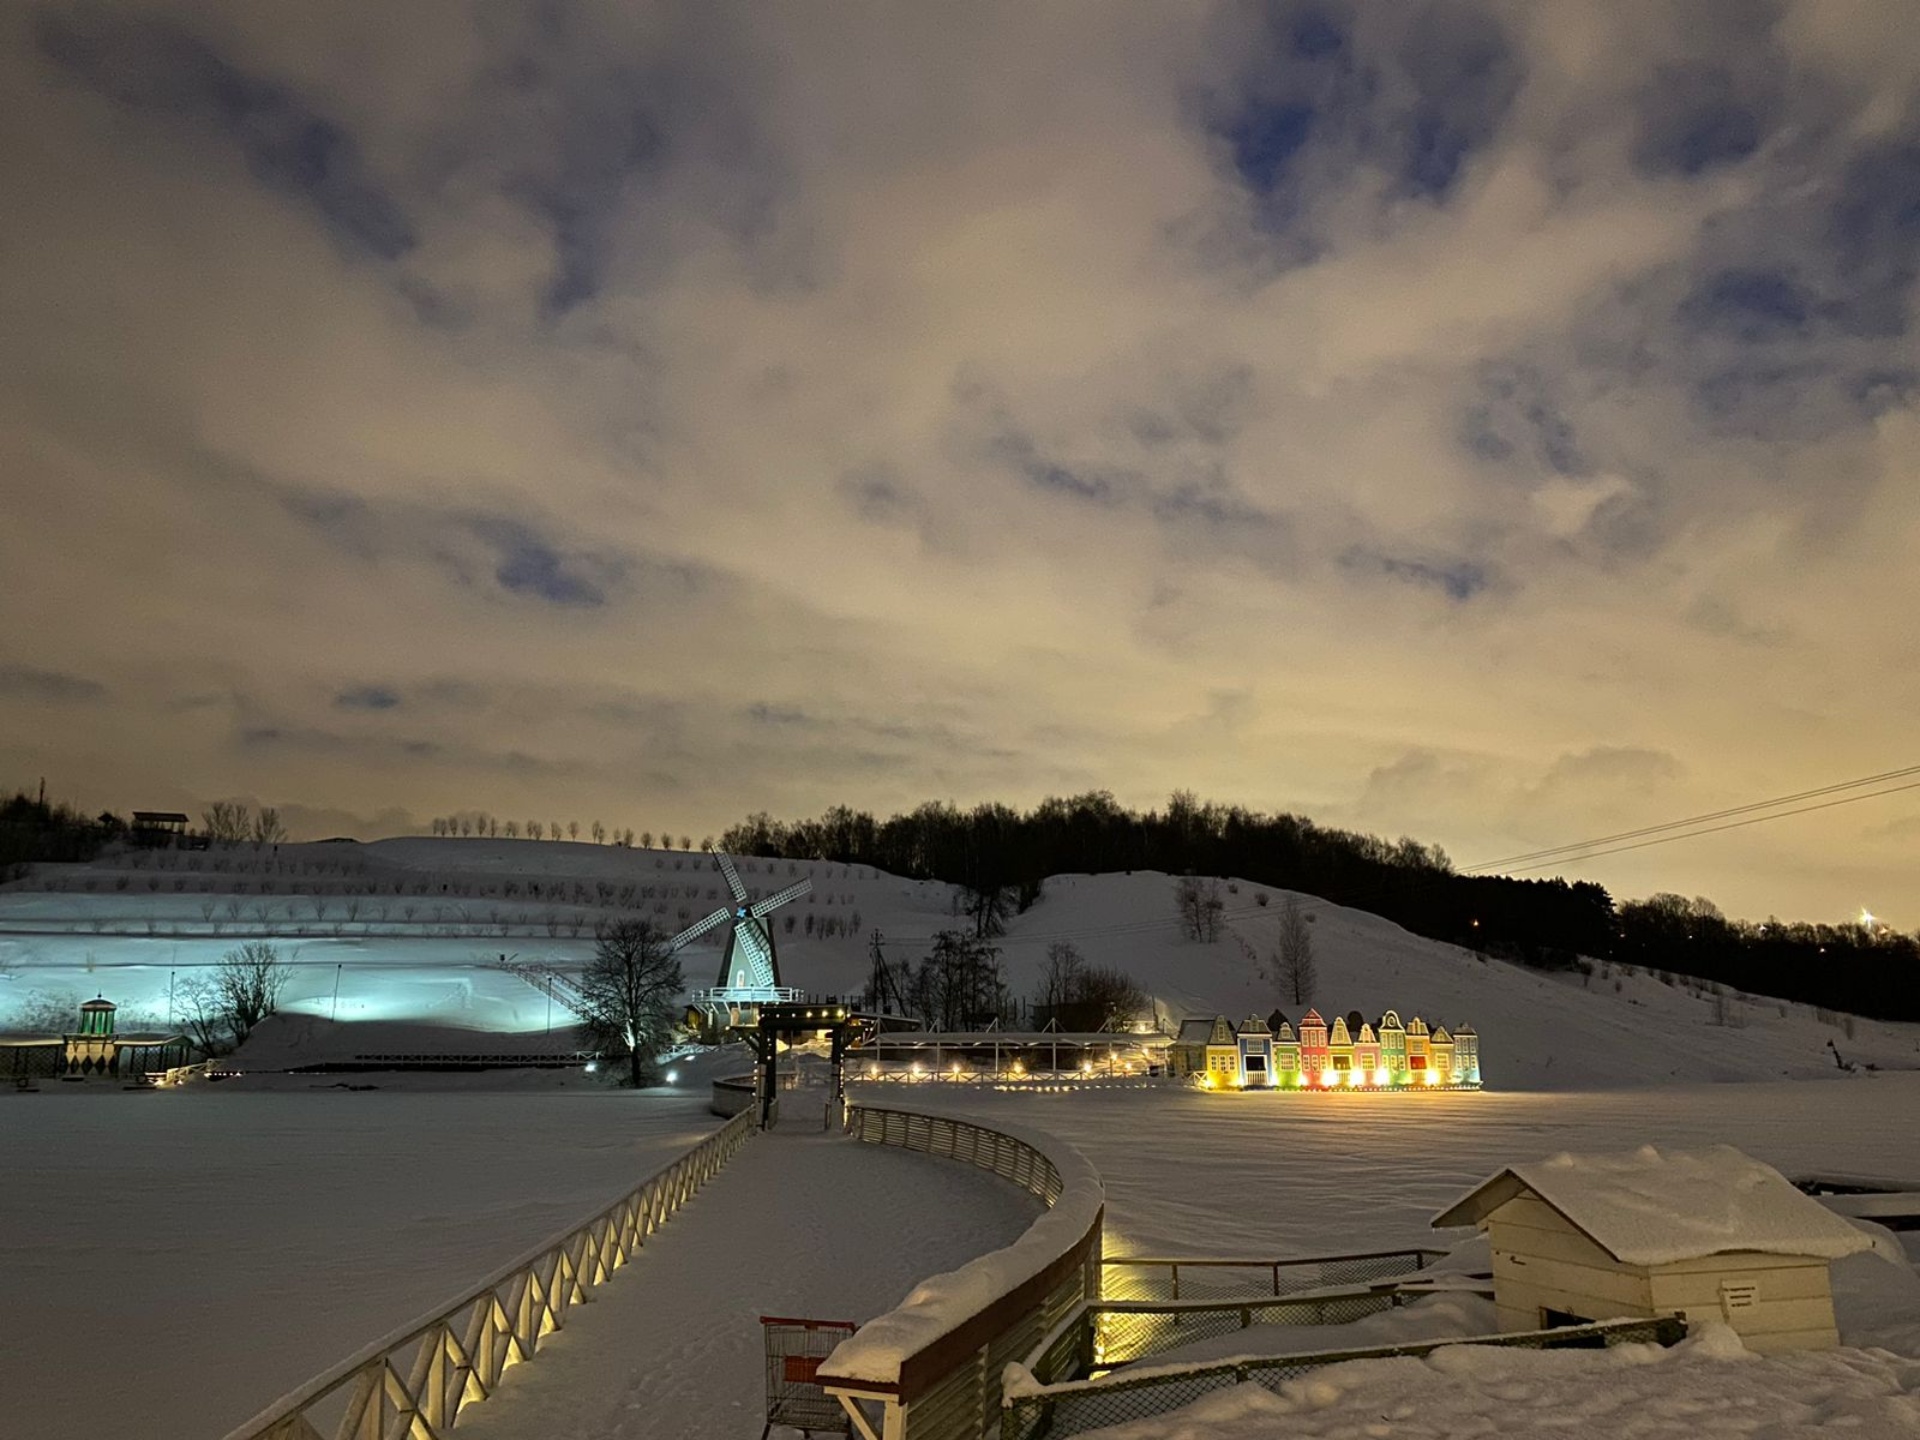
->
[678,852,812,1021]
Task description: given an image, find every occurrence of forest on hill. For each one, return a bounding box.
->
[722,792,1920,1023]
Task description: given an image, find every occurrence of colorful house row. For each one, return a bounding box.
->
[1171,1009,1481,1089]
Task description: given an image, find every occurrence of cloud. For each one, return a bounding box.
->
[0,664,107,704]
[35,8,414,259]
[4,0,1920,923]
[334,685,401,711]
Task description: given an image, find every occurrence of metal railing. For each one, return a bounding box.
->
[1101,1247,1448,1301]
[1089,1283,1489,1366]
[818,1105,1104,1440]
[217,1107,757,1440]
[1004,1314,1688,1440]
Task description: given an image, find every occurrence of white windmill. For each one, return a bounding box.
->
[679,852,813,1021]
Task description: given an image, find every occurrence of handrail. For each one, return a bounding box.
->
[217,1107,756,1440]
[818,1104,1104,1440]
[1101,1247,1450,1300]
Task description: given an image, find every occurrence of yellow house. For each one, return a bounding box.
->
[1433,1145,1873,1353]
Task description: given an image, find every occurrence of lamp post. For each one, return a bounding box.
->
[330,963,343,1022]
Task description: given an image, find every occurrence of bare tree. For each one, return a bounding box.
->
[1277,896,1317,1007]
[504,821,519,839]
[1037,940,1086,1025]
[251,806,288,846]
[639,830,653,849]
[577,919,683,1087]
[216,941,291,1045]
[568,821,580,841]
[1077,965,1148,1031]
[202,800,252,845]
[1173,876,1224,942]
[679,835,692,851]
[591,820,606,844]
[175,976,233,1056]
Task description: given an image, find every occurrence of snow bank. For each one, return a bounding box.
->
[1064,1322,1920,1440]
[1435,1144,1877,1265]
[820,1111,1104,1386]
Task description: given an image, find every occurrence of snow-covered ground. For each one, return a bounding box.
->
[0,1088,716,1440]
[1074,1322,1920,1440]
[6,840,1917,1088]
[892,1081,1920,1439]
[893,1081,1920,1264]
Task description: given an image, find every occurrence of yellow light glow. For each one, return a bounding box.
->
[1424,1070,1438,1085]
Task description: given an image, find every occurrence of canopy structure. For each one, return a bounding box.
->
[854,1029,1171,1078]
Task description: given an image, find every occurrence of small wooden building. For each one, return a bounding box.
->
[1235,1015,1275,1087]
[1434,1145,1874,1353]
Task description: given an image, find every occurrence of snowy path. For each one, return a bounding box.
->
[0,1089,716,1440]
[455,1125,1041,1440]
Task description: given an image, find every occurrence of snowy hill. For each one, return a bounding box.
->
[2,839,1915,1089]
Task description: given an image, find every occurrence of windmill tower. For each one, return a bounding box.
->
[681,853,813,1024]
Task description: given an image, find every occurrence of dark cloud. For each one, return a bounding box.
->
[1341,549,1493,603]
[35,7,414,259]
[0,664,107,704]
[334,685,401,711]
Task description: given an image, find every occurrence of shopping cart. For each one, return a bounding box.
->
[760,1314,858,1438]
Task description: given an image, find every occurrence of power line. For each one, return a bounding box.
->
[1491,778,1920,875]
[1463,762,1920,873]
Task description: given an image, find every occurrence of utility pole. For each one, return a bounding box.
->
[330,963,343,1022]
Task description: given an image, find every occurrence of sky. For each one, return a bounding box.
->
[2,1,1916,925]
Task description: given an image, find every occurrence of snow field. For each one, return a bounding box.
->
[0,1089,716,1440]
[897,1082,1920,1438]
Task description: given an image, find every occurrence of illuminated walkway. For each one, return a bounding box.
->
[455,1123,1038,1440]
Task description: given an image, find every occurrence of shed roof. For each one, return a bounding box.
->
[1432,1144,1874,1267]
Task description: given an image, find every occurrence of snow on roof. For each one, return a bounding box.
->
[1432,1145,1875,1267]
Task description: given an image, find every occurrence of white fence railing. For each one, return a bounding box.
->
[217,1107,756,1440]
[819,1105,1105,1440]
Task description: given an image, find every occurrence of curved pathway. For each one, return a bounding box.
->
[456,1125,1040,1440]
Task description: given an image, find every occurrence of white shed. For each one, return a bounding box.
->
[1432,1145,1873,1353]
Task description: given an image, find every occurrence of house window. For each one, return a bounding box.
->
[1408,1054,1427,1070]
[1330,1055,1351,1071]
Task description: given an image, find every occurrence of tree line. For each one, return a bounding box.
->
[428,814,711,850]
[724,791,1920,1022]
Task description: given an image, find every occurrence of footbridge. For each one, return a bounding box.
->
[217,1097,1078,1440]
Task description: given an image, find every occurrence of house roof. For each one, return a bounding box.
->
[1175,1016,1218,1043]
[1432,1144,1875,1267]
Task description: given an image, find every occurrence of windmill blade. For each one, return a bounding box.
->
[749,878,812,919]
[669,906,732,952]
[732,919,778,989]
[717,851,747,904]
